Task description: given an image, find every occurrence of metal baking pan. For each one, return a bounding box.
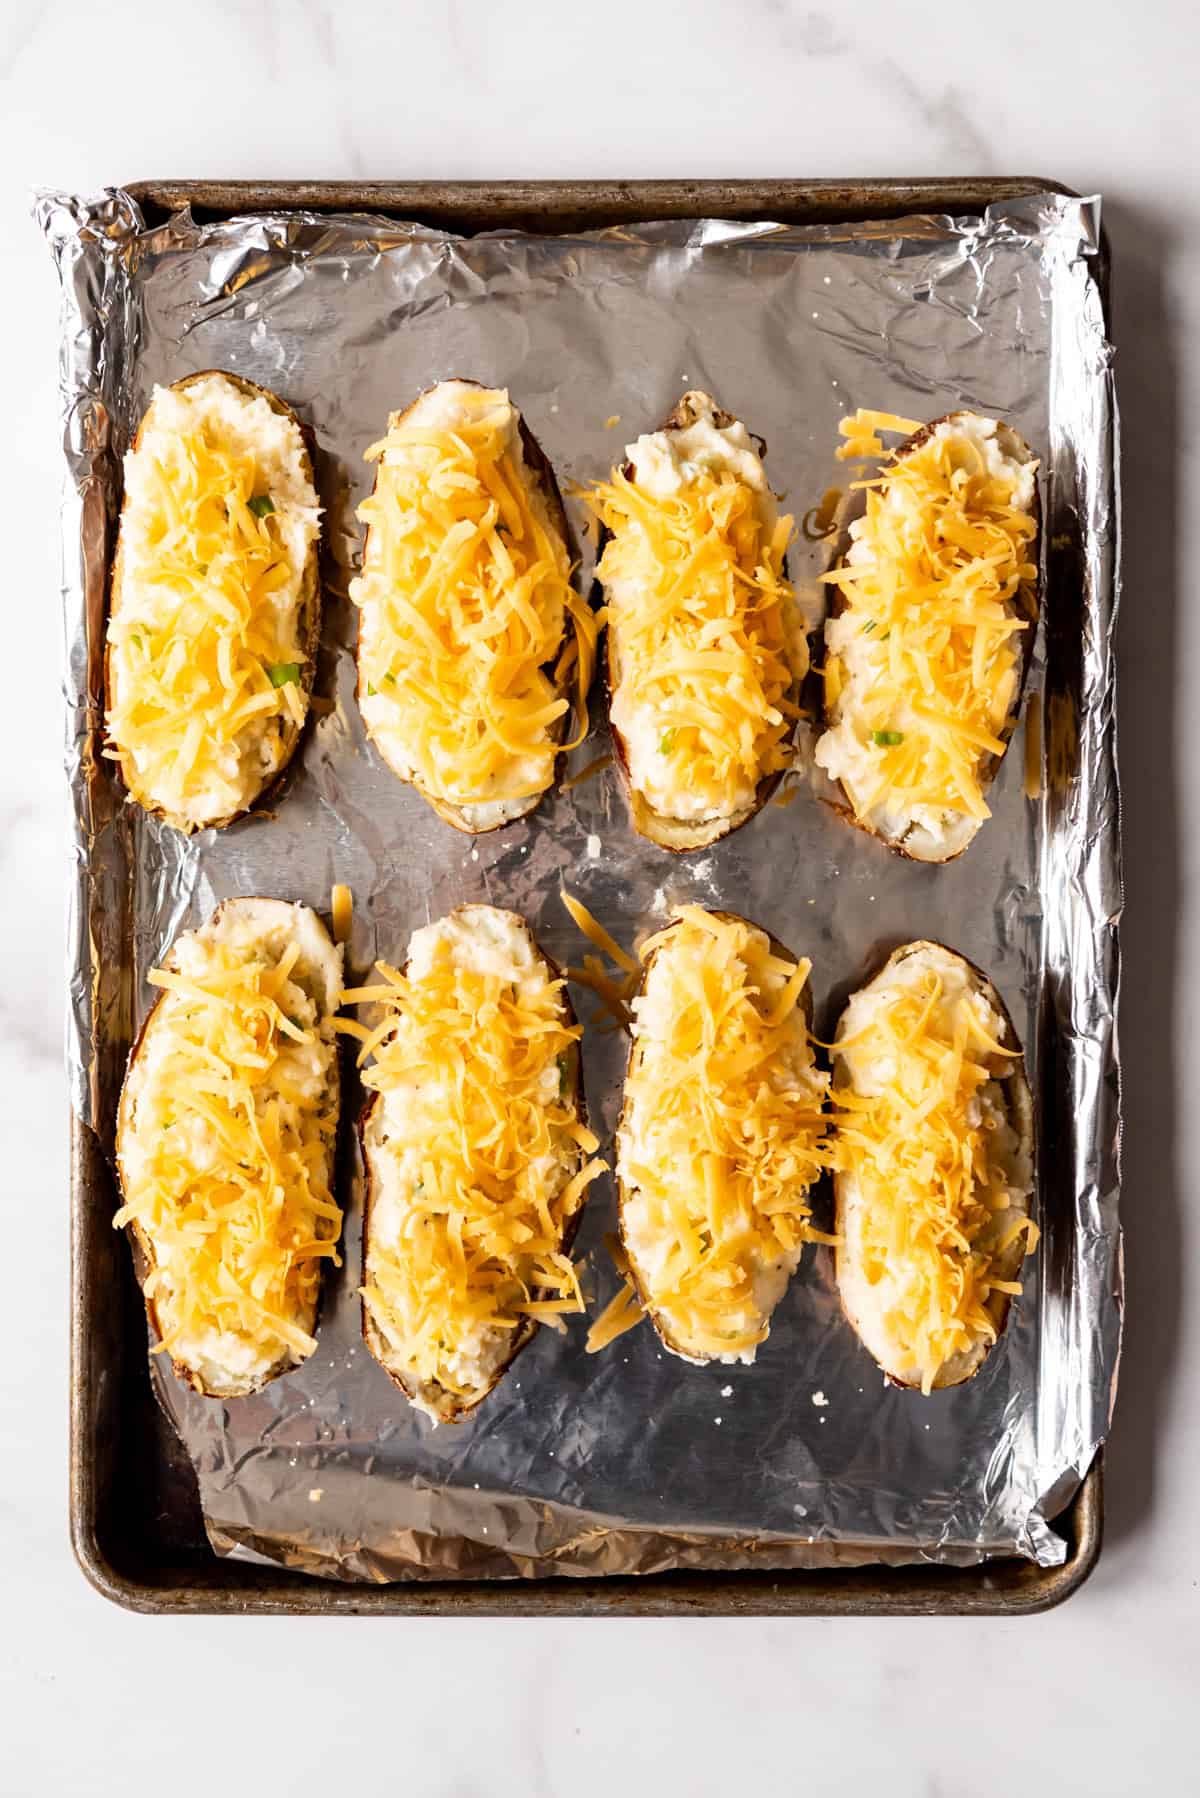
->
[69,177,1107,1616]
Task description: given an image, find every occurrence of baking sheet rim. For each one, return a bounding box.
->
[67,173,1110,1616]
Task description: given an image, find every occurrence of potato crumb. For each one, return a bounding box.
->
[604,414,621,430]
[308,1488,323,1502]
[812,1390,828,1407]
[586,833,601,858]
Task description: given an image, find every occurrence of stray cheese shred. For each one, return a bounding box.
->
[353,910,607,1407]
[558,890,638,1032]
[816,410,1039,842]
[835,409,924,461]
[830,948,1037,1393]
[586,1276,645,1352]
[114,906,342,1388]
[585,405,804,823]
[618,907,830,1363]
[560,888,639,974]
[331,883,353,945]
[106,376,319,829]
[352,384,597,818]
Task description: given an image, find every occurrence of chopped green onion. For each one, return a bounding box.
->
[871,729,904,747]
[366,683,378,697]
[659,728,677,754]
[247,494,275,518]
[863,619,877,634]
[268,662,302,688]
[557,1053,569,1096]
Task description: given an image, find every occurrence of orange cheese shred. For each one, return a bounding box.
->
[330,883,353,946]
[560,889,639,975]
[586,1277,646,1353]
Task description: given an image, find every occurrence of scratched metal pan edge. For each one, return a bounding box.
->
[70,174,1108,1618]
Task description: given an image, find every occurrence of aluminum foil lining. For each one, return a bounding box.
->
[40,188,1121,1576]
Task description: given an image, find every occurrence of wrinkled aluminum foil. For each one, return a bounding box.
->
[40,188,1121,1575]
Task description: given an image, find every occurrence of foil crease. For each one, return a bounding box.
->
[41,188,1121,1576]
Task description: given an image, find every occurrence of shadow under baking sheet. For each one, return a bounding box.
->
[1097,199,1182,1557]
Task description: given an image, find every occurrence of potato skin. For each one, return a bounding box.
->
[603,395,804,854]
[354,381,586,835]
[114,897,342,1399]
[616,907,817,1364]
[832,939,1036,1390]
[820,413,1041,864]
[106,371,322,835]
[359,907,593,1422]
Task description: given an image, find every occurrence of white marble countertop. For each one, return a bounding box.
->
[4,2,1197,1792]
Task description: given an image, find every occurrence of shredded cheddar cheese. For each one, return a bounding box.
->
[586,394,805,825]
[114,901,342,1392]
[618,907,830,1363]
[106,375,320,830]
[331,883,353,945]
[353,908,606,1413]
[568,954,637,1032]
[830,945,1036,1393]
[815,411,1039,851]
[352,383,597,824]
[560,888,639,974]
[586,1275,645,1352]
[835,409,923,461]
[558,890,638,1032]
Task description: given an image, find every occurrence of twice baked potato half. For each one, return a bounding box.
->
[588,392,807,851]
[830,940,1036,1392]
[114,898,343,1398]
[106,371,322,833]
[351,904,606,1422]
[352,381,597,834]
[616,905,829,1364]
[815,410,1040,862]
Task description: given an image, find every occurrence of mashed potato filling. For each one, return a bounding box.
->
[815,412,1038,857]
[588,394,805,825]
[831,943,1036,1392]
[349,906,605,1418]
[115,900,342,1395]
[353,383,597,830]
[107,375,320,829]
[619,906,830,1364]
